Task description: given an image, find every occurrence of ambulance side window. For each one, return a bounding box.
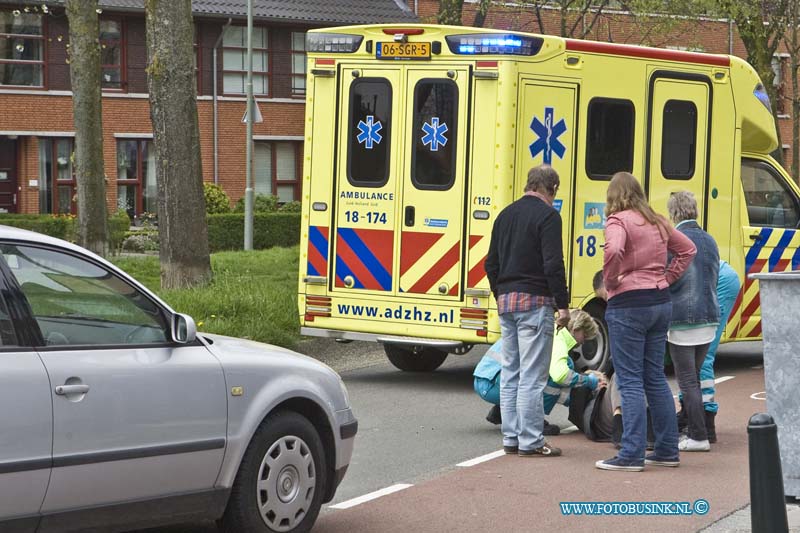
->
[586,98,635,180]
[662,100,697,179]
[348,79,392,187]
[741,159,800,228]
[411,79,458,190]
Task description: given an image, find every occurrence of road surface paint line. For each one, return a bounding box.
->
[750,391,766,401]
[715,376,735,385]
[752,364,763,369]
[456,450,505,467]
[329,483,413,510]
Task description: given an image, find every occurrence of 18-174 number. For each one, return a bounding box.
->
[576,235,598,257]
[345,210,387,224]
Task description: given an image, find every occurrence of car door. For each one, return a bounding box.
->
[0,269,52,526]
[0,243,227,514]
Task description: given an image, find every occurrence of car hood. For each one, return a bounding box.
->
[199,333,336,373]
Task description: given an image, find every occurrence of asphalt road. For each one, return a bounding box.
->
[135,340,764,532]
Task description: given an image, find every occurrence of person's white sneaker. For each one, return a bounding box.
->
[679,438,710,452]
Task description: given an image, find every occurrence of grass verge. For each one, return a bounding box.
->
[114,247,300,348]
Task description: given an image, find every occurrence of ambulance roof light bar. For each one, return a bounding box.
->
[306,33,364,53]
[445,33,543,56]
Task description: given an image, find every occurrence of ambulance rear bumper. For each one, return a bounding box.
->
[300,327,468,349]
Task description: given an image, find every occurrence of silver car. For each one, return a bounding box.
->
[0,227,356,533]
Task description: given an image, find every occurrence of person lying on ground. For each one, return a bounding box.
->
[474,309,605,434]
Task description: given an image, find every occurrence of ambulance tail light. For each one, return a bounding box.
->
[754,83,772,112]
[445,33,543,56]
[306,33,364,53]
[305,295,332,322]
[460,308,489,336]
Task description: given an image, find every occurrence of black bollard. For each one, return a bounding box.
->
[748,413,789,533]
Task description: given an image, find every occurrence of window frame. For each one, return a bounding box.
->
[253,140,302,202]
[0,241,176,351]
[98,15,126,92]
[0,8,47,89]
[116,138,155,218]
[346,77,393,188]
[39,137,76,215]
[221,25,271,97]
[410,77,459,192]
[585,97,636,181]
[741,158,800,229]
[290,30,306,98]
[661,99,698,180]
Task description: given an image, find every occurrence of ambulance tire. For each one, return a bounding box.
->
[579,301,612,374]
[384,344,449,372]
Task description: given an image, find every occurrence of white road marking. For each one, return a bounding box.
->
[714,376,735,385]
[752,364,763,369]
[750,391,767,401]
[456,449,505,467]
[329,483,413,510]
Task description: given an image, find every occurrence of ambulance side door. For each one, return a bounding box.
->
[645,72,711,224]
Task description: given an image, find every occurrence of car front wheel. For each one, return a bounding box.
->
[221,411,326,533]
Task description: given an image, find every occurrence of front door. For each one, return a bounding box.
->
[0,139,18,213]
[646,74,711,223]
[732,158,800,338]
[0,243,227,513]
[399,68,468,299]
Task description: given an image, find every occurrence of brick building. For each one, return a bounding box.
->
[0,0,415,215]
[415,0,796,176]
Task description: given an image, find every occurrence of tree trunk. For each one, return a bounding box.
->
[145,0,212,289]
[438,0,464,25]
[66,0,108,256]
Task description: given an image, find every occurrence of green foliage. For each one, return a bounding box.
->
[121,229,159,253]
[233,193,279,213]
[108,210,132,252]
[203,183,231,214]
[0,214,76,240]
[206,212,300,252]
[113,247,301,347]
[279,201,302,213]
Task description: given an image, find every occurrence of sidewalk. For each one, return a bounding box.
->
[702,503,800,532]
[315,367,768,532]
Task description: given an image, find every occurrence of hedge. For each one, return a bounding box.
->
[207,212,301,252]
[0,211,130,252]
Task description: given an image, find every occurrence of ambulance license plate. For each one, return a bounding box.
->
[376,42,431,60]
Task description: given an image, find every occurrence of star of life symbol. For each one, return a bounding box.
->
[529,106,567,164]
[357,115,383,150]
[421,117,449,152]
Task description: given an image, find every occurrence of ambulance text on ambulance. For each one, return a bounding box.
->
[337,303,454,324]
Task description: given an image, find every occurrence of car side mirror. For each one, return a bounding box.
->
[172,313,197,344]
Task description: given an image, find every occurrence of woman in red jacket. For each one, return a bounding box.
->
[595,172,696,472]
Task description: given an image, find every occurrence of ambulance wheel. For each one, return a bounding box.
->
[573,301,612,374]
[384,344,448,372]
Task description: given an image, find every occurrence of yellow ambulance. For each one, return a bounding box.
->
[298,24,800,372]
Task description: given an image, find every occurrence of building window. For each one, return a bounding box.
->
[99,18,124,90]
[0,9,44,87]
[223,26,269,95]
[661,99,697,179]
[38,138,76,215]
[291,31,306,96]
[254,141,301,202]
[117,139,156,219]
[586,98,635,180]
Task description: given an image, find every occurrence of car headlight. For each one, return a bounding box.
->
[338,377,351,408]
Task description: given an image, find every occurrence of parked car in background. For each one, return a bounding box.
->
[0,226,356,533]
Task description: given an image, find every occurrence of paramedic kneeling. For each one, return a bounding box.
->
[474,309,604,433]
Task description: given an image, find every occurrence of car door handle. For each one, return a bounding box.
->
[749,233,762,242]
[405,205,415,227]
[55,384,90,395]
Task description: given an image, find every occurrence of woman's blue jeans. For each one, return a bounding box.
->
[606,301,679,461]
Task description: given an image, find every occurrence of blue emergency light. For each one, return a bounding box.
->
[753,83,772,112]
[446,33,542,56]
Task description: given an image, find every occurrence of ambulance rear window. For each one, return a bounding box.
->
[586,98,635,180]
[411,79,458,190]
[348,79,392,187]
[661,99,697,179]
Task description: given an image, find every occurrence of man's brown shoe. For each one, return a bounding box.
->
[519,441,562,457]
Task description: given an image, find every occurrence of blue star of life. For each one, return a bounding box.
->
[530,107,567,164]
[357,115,383,150]
[421,117,449,152]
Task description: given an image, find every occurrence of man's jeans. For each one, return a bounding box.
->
[499,306,554,451]
[606,301,679,461]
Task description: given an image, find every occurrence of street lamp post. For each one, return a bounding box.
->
[243,0,254,250]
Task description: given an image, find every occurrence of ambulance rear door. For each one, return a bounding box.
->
[331,67,401,295]
[398,67,470,299]
[645,72,712,224]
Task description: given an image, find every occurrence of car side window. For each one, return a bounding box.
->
[0,244,169,347]
[741,160,800,228]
